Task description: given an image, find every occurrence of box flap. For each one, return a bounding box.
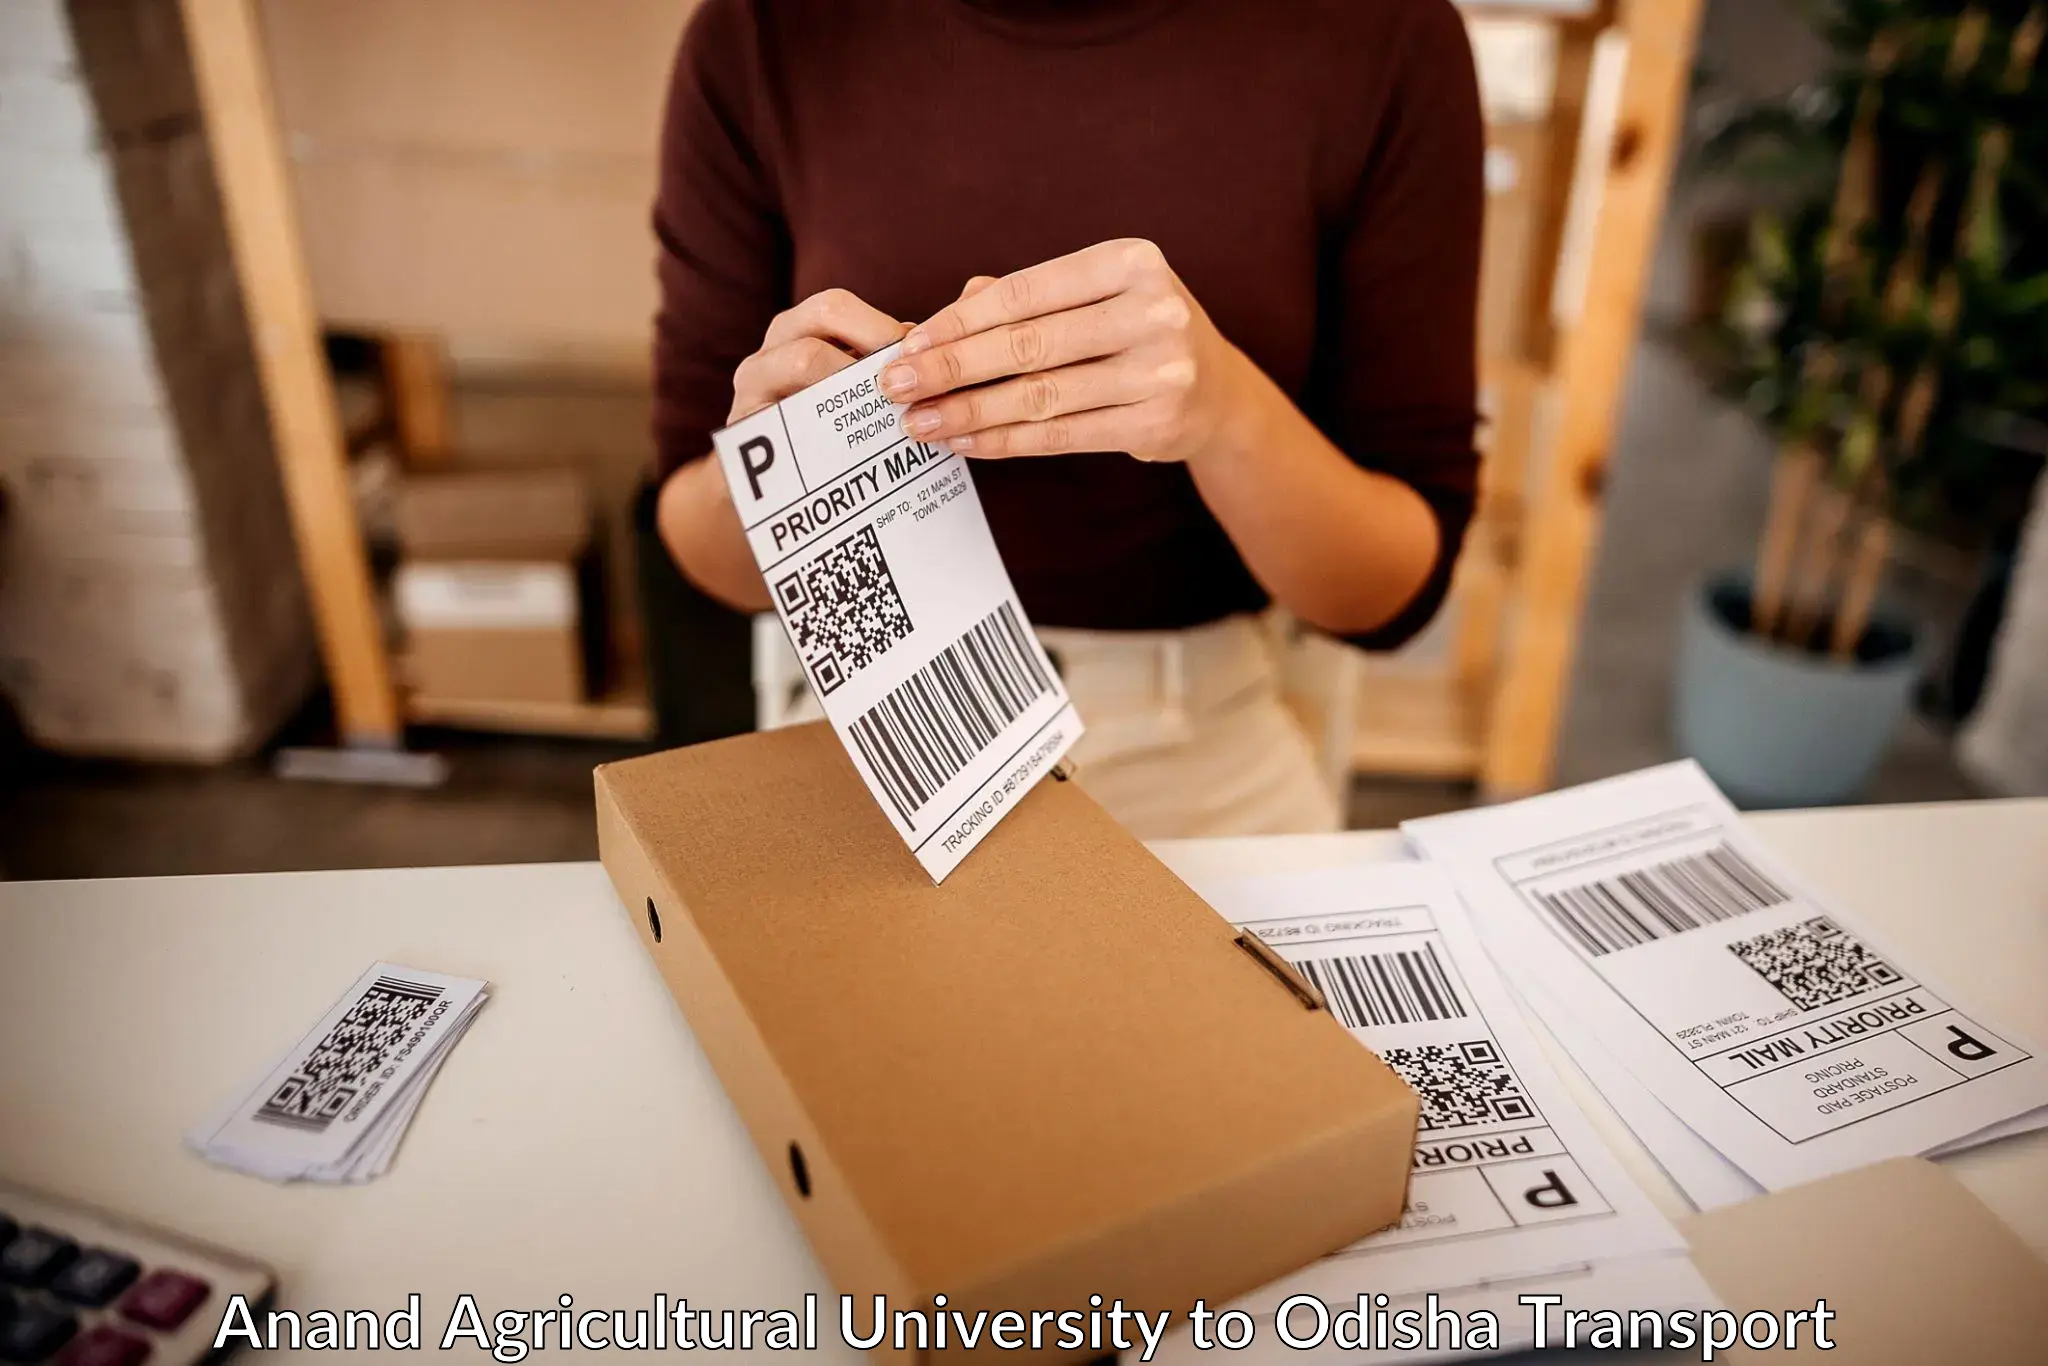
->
[1682,1157,2048,1364]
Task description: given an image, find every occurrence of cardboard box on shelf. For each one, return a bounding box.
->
[394,468,606,707]
[595,723,1420,1364]
[396,467,590,560]
[395,561,588,707]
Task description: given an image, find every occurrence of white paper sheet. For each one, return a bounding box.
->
[1511,977,1763,1211]
[189,962,488,1183]
[1930,1104,2048,1155]
[1404,761,2048,1190]
[1523,978,2048,1208]
[1186,863,1685,1301]
[712,342,1081,881]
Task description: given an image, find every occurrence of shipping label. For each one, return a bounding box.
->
[713,342,1081,881]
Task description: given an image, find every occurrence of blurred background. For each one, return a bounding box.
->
[2,0,2042,879]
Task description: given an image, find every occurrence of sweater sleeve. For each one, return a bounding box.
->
[651,0,790,480]
[1310,0,1485,651]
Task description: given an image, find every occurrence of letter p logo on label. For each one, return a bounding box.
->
[1944,1025,1996,1062]
[1524,1169,1579,1210]
[1901,1015,2014,1078]
[1481,1155,1612,1227]
[741,437,777,501]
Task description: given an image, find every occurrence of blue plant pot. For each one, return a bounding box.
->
[1673,572,1924,808]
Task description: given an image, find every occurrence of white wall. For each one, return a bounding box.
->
[0,0,313,760]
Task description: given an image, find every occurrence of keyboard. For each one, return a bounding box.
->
[0,1181,275,1366]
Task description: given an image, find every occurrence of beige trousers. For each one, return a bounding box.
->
[1036,617,1341,838]
[765,614,1342,840]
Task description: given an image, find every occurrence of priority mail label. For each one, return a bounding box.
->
[712,342,1082,882]
[1406,763,2048,1189]
[1191,862,1683,1302]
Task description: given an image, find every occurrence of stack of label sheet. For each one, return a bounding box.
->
[1404,763,2048,1209]
[1150,762,2048,1363]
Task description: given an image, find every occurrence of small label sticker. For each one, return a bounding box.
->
[712,342,1082,882]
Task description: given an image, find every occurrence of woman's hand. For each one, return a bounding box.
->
[879,239,1262,464]
[873,240,1442,638]
[658,287,903,612]
[728,288,907,422]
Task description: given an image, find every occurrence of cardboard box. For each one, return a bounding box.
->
[595,723,1418,1362]
[394,469,605,705]
[397,468,591,561]
[395,561,587,705]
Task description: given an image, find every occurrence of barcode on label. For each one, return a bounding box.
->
[849,602,1053,823]
[254,976,445,1132]
[1534,844,1789,957]
[1295,943,1467,1030]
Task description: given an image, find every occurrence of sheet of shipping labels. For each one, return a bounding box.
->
[1404,761,2048,1190]
[1189,862,1685,1301]
[1520,971,2043,1212]
[713,342,1082,881]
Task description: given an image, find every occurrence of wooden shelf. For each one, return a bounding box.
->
[189,0,1696,794]
[405,680,653,741]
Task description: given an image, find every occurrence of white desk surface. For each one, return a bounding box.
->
[2,799,2044,1360]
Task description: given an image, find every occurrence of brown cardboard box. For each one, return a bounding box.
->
[395,567,586,706]
[394,470,604,705]
[396,468,590,561]
[595,723,1419,1363]
[1682,1158,2048,1364]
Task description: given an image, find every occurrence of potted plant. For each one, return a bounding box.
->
[1676,0,2046,807]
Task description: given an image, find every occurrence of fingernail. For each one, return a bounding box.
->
[901,329,930,356]
[906,408,940,434]
[950,433,974,451]
[881,364,917,396]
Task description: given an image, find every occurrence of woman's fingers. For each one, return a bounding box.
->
[903,358,1154,440]
[951,397,1180,460]
[906,239,1168,355]
[728,337,858,421]
[762,287,907,354]
[879,293,1153,401]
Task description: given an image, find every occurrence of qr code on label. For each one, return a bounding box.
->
[1380,1039,1536,1133]
[254,976,444,1132]
[1727,915,1903,1011]
[774,526,913,696]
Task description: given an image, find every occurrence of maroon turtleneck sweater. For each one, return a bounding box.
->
[652,0,1484,648]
